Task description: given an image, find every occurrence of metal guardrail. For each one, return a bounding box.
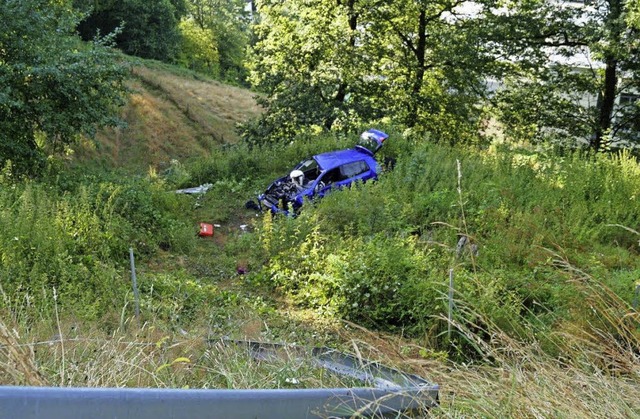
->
[0,340,439,419]
[240,340,435,390]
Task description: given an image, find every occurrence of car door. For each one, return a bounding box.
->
[315,160,372,198]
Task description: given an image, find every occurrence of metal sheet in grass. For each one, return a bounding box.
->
[0,341,439,419]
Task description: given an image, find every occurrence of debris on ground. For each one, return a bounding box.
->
[198,223,214,237]
[175,183,213,195]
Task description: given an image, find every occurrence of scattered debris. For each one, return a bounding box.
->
[225,339,440,416]
[175,183,213,195]
[236,261,248,275]
[456,234,479,258]
[245,200,260,211]
[199,223,214,237]
[455,235,468,257]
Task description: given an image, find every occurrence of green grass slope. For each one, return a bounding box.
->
[74,60,262,170]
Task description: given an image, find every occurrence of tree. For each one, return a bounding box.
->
[362,0,492,141]
[0,0,128,177]
[177,18,220,75]
[184,0,251,84]
[75,0,187,62]
[244,0,372,141]
[483,0,640,150]
[629,0,640,29]
[244,0,491,143]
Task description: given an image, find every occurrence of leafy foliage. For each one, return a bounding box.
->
[176,18,219,76]
[182,0,251,83]
[482,0,640,149]
[242,0,640,151]
[244,0,490,144]
[75,0,187,61]
[0,173,195,322]
[0,0,128,178]
[239,132,640,350]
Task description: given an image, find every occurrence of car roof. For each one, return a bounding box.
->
[313,148,371,171]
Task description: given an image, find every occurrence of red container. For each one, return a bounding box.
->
[198,223,214,237]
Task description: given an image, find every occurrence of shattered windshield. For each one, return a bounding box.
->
[297,158,318,172]
[295,158,321,182]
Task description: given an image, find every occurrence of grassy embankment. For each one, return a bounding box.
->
[1,60,639,417]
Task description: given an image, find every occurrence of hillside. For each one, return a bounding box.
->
[2,61,640,418]
[74,61,262,170]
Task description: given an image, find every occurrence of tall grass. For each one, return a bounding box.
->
[242,136,640,357]
[1,130,639,417]
[426,254,640,418]
[0,262,637,418]
[0,174,196,322]
[0,316,363,390]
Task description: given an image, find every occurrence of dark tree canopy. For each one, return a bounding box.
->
[244,0,491,144]
[481,0,640,150]
[243,0,640,151]
[74,0,187,61]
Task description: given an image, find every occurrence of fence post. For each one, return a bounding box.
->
[129,248,140,323]
[448,268,454,341]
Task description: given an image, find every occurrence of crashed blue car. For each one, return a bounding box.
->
[251,129,389,215]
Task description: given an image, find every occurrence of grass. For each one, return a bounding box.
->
[3,58,640,418]
[1,292,638,418]
[0,314,379,390]
[131,65,262,144]
[73,58,262,171]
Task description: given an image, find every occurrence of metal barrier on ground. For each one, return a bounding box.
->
[0,340,439,418]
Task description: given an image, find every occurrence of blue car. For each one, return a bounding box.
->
[253,129,389,215]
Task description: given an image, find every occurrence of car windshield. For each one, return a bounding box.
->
[295,158,321,183]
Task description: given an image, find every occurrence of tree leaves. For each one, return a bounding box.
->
[74,0,187,61]
[484,0,640,149]
[184,0,251,84]
[0,0,128,178]
[244,0,491,144]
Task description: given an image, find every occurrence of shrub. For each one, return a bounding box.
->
[260,220,450,335]
[0,173,196,321]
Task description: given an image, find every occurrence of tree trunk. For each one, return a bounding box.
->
[592,56,618,150]
[407,9,427,127]
[592,0,622,150]
[326,0,358,130]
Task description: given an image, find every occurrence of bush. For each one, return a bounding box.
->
[259,218,450,335]
[0,173,196,321]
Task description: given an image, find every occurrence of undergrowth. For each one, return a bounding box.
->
[239,135,640,354]
[1,128,639,417]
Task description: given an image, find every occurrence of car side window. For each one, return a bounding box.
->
[322,167,346,185]
[320,161,370,188]
[340,161,369,179]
